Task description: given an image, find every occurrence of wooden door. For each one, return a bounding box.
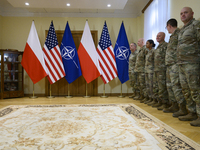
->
[45,30,98,96]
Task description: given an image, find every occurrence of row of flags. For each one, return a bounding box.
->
[21,21,131,85]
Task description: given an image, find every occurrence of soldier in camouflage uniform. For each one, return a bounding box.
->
[143,39,156,104]
[177,7,200,126]
[133,38,147,100]
[152,32,169,110]
[129,42,138,98]
[163,19,187,117]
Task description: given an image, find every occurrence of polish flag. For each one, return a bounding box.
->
[21,21,48,84]
[78,21,101,83]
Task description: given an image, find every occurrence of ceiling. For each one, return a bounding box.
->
[0,0,149,18]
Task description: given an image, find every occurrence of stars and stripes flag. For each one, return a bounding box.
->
[43,21,66,84]
[97,21,118,84]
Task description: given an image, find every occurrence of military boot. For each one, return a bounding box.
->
[133,91,140,100]
[144,97,152,104]
[172,103,188,118]
[138,94,145,101]
[178,112,198,121]
[152,99,162,108]
[157,102,170,110]
[140,96,148,103]
[129,90,136,98]
[190,117,200,127]
[163,102,179,113]
[148,98,157,106]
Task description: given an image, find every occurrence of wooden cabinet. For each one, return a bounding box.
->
[0,49,24,99]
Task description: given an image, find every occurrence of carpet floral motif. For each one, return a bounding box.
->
[0,104,199,150]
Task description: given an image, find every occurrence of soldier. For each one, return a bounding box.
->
[164,19,187,116]
[133,38,147,101]
[144,39,156,104]
[152,32,169,110]
[129,42,138,98]
[177,7,200,126]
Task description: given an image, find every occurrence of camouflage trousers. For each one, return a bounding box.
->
[166,64,186,104]
[137,72,146,97]
[153,71,168,103]
[129,71,138,92]
[145,73,154,98]
[179,63,200,115]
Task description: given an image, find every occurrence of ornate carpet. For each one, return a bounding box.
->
[0,104,199,150]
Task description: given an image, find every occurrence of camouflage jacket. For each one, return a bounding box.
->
[145,48,155,73]
[135,45,147,73]
[129,50,138,73]
[154,41,168,71]
[165,28,180,66]
[177,18,200,64]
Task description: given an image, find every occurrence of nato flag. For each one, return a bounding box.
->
[60,22,82,84]
[114,22,130,84]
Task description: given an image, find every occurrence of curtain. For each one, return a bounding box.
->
[144,0,170,47]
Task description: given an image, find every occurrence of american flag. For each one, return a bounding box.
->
[97,21,118,84]
[43,21,65,84]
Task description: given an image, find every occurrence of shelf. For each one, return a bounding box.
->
[0,49,24,99]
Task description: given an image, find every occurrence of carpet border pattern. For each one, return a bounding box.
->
[0,104,199,150]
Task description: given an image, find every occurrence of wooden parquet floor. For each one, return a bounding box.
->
[0,96,199,145]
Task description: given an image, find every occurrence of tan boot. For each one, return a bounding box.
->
[152,100,162,108]
[190,117,200,127]
[140,96,148,103]
[157,103,170,110]
[172,103,188,118]
[163,102,179,113]
[178,112,198,121]
[144,97,152,104]
[138,94,145,101]
[148,98,157,106]
[129,90,136,98]
[133,91,140,100]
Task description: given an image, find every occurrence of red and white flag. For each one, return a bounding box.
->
[43,21,65,84]
[78,21,101,83]
[97,21,117,84]
[21,21,48,84]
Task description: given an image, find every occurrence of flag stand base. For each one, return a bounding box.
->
[65,96,73,98]
[29,96,38,99]
[83,96,91,98]
[101,95,108,98]
[47,96,55,99]
[118,95,125,98]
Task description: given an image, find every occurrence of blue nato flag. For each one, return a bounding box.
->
[60,22,82,84]
[114,22,130,84]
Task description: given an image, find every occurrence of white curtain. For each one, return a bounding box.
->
[144,0,170,47]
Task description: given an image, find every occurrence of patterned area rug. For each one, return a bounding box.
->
[0,104,199,150]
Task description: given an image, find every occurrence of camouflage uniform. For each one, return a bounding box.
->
[129,50,138,93]
[154,41,168,103]
[145,48,155,99]
[177,18,200,116]
[135,46,147,97]
[165,28,186,104]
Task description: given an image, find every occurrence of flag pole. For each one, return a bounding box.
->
[65,83,72,98]
[29,82,38,99]
[100,83,108,98]
[83,82,90,98]
[118,83,125,98]
[47,84,55,98]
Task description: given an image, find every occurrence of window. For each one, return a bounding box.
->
[144,0,170,47]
